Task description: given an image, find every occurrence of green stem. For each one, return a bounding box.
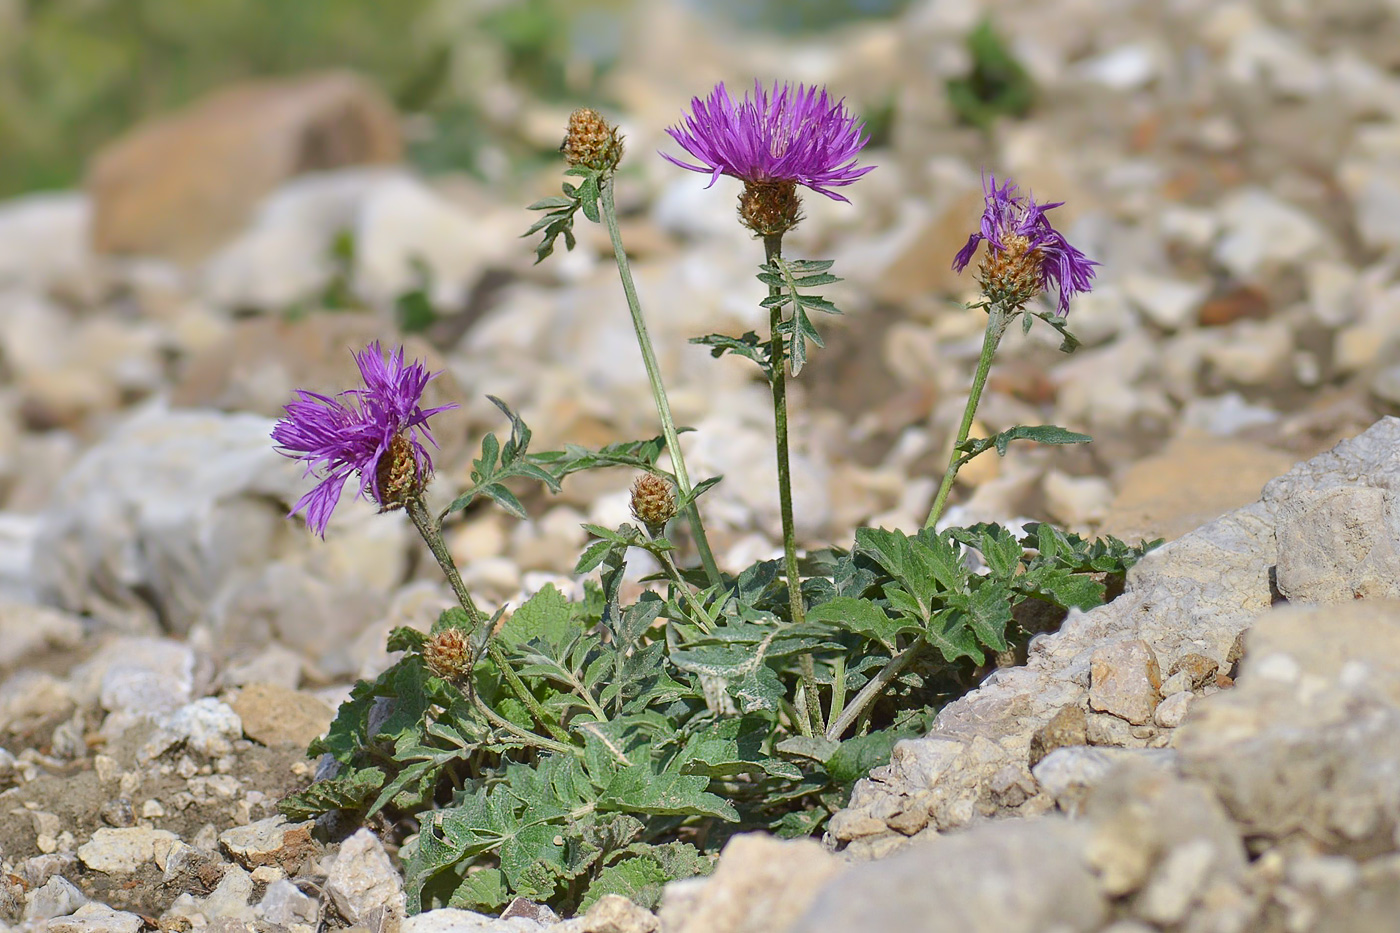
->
[600,180,722,588]
[825,635,925,742]
[763,234,822,736]
[470,690,578,756]
[487,641,573,745]
[652,544,716,634]
[406,494,484,632]
[407,495,573,748]
[924,303,1011,530]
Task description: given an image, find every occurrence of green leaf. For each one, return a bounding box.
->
[584,856,669,911]
[825,729,908,785]
[961,578,1013,651]
[480,482,527,520]
[449,868,511,912]
[924,610,983,664]
[498,584,579,653]
[387,626,428,652]
[805,596,912,651]
[690,332,771,375]
[279,766,385,821]
[527,196,574,210]
[432,607,474,634]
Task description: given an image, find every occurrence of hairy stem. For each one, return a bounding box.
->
[406,494,484,633]
[601,180,722,587]
[652,544,717,634]
[924,303,1011,529]
[487,641,573,745]
[470,690,578,756]
[763,234,822,735]
[825,635,925,742]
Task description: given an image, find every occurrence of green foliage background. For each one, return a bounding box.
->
[0,0,916,200]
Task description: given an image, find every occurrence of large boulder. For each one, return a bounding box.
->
[87,71,401,264]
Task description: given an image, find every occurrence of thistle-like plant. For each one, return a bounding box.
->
[274,96,1156,919]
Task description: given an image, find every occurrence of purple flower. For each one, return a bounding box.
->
[953,174,1097,315]
[662,80,873,201]
[272,342,455,536]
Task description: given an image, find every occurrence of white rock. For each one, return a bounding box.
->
[1043,471,1113,528]
[24,875,88,921]
[1122,275,1208,331]
[1214,188,1328,278]
[325,829,405,926]
[76,827,179,874]
[1154,691,1195,729]
[354,174,514,309]
[0,193,92,291]
[1136,838,1219,925]
[143,697,243,760]
[258,878,320,927]
[403,907,547,932]
[1079,42,1161,91]
[1178,393,1279,436]
[202,167,398,310]
[46,903,144,933]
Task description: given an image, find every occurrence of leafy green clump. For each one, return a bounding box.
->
[946,18,1035,129]
[282,431,1158,914]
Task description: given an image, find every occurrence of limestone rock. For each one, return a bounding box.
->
[795,821,1106,933]
[219,816,317,873]
[1175,601,1400,857]
[89,72,401,263]
[324,829,405,928]
[660,834,842,933]
[77,827,180,874]
[229,683,333,749]
[1088,639,1162,725]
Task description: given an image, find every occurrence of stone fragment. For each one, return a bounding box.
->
[661,834,841,933]
[219,816,316,872]
[257,879,319,928]
[76,827,180,874]
[1089,639,1162,724]
[324,829,405,928]
[198,864,255,920]
[46,903,144,933]
[1154,691,1195,728]
[1134,838,1218,925]
[1170,653,1219,689]
[792,821,1105,933]
[573,895,660,933]
[1176,602,1400,856]
[229,683,334,749]
[1273,485,1400,602]
[403,908,548,932]
[501,897,559,924]
[24,875,88,921]
[143,698,244,760]
[89,72,401,263]
[1087,711,1145,747]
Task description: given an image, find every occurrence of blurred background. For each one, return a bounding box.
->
[2,0,1400,676]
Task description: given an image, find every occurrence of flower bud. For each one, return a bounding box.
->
[738,181,804,237]
[423,628,472,682]
[375,433,421,513]
[630,473,677,532]
[562,108,624,172]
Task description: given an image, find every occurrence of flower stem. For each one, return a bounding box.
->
[825,635,925,742]
[763,233,822,736]
[406,494,484,632]
[405,495,570,746]
[600,180,722,588]
[923,303,1011,530]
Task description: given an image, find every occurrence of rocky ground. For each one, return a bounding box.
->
[1,0,1400,930]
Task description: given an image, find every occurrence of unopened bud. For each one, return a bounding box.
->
[562,108,624,172]
[738,181,803,237]
[422,628,472,682]
[375,433,421,513]
[630,473,677,532]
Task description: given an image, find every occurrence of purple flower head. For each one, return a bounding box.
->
[662,80,873,201]
[272,341,456,536]
[953,174,1097,315]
